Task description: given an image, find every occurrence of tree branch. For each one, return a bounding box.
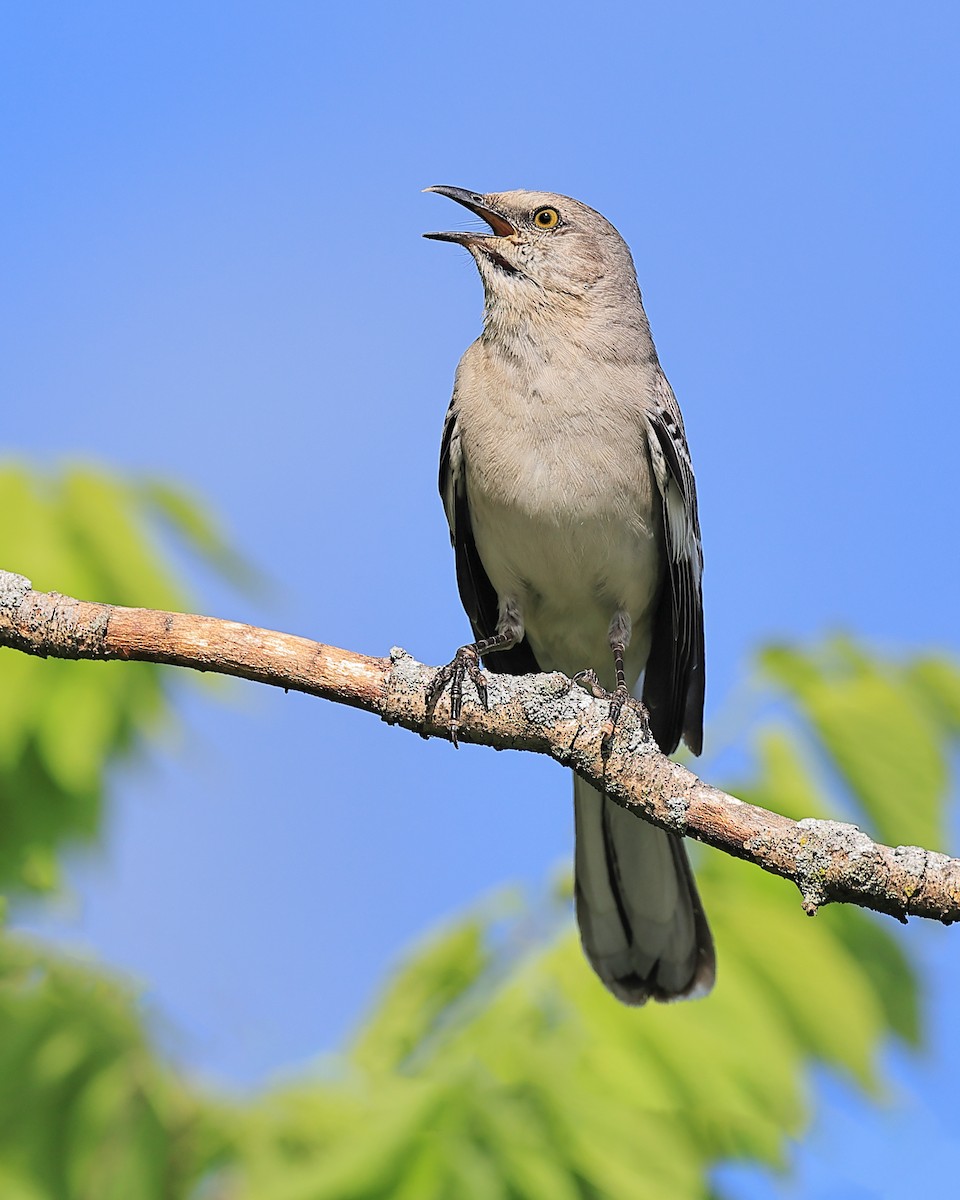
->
[1,569,957,925]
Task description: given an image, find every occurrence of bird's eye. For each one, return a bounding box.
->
[533,207,561,229]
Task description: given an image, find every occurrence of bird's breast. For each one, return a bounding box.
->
[453,343,663,679]
[455,339,656,525]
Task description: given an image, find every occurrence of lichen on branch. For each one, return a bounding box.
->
[0,568,957,925]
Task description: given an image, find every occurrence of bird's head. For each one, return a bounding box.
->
[424,187,642,325]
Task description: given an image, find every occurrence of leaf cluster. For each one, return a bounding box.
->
[0,463,957,1198]
[0,464,243,892]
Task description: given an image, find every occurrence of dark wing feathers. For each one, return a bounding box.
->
[439,389,704,737]
[439,403,539,675]
[642,388,706,756]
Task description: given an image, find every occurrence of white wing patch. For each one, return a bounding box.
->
[646,413,701,579]
[642,379,706,755]
[647,420,670,492]
[664,483,700,574]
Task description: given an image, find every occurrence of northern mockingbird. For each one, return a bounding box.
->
[424,186,715,1004]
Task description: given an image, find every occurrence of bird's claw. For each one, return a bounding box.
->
[600,685,631,758]
[427,645,488,746]
[573,668,606,699]
[574,672,650,759]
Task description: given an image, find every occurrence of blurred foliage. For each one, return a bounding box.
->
[0,462,957,1197]
[0,938,228,1200]
[0,463,244,893]
[760,638,953,850]
[227,739,930,1200]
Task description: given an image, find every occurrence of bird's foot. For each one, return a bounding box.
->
[573,668,607,699]
[426,645,488,747]
[574,671,650,759]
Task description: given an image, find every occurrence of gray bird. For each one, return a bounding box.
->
[424,186,715,1004]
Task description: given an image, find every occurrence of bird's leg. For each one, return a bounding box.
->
[575,611,650,758]
[427,630,517,747]
[603,639,653,755]
[600,639,633,757]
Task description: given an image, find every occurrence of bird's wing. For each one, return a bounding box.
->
[642,375,705,754]
[439,401,539,674]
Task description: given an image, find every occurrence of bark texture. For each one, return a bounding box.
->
[1,569,957,925]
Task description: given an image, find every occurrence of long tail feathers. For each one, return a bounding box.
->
[573,775,715,1004]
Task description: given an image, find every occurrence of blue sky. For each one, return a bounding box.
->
[3,1,959,1193]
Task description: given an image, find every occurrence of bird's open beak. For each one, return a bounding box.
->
[422,185,517,244]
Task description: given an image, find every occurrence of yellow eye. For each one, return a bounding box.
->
[533,207,560,229]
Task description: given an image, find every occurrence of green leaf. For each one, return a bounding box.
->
[0,467,83,596]
[35,663,120,794]
[0,652,41,771]
[59,469,185,610]
[234,642,953,1198]
[351,920,490,1074]
[761,639,949,850]
[1,463,953,1200]
[0,936,228,1198]
[906,658,960,735]
[0,462,245,893]
[820,904,921,1047]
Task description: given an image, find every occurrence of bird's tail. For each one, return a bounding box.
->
[573,775,715,1004]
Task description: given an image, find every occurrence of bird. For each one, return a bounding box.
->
[423,186,715,1004]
